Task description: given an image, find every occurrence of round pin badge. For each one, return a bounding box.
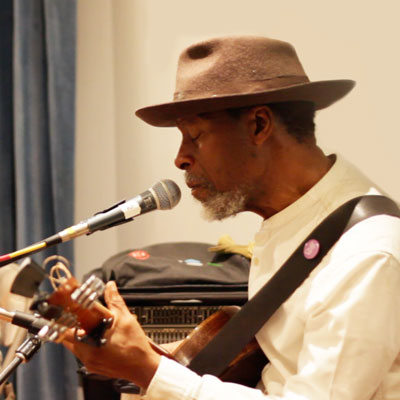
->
[303,239,320,260]
[129,250,150,260]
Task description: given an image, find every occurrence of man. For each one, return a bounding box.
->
[64,36,400,399]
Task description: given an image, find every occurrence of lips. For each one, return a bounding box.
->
[185,179,208,200]
[185,174,207,190]
[187,182,202,190]
[190,186,207,201]
[184,173,214,201]
[187,182,204,194]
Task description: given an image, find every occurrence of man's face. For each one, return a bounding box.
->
[175,109,260,221]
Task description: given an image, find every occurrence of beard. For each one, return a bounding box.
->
[185,172,250,221]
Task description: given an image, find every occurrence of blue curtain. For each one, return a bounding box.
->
[0,0,77,399]
[0,0,15,254]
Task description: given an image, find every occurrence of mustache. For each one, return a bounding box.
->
[184,172,213,188]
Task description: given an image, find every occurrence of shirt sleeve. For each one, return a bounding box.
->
[145,356,275,400]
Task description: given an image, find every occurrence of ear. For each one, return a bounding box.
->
[247,106,274,145]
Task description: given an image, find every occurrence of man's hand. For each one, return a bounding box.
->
[63,281,161,389]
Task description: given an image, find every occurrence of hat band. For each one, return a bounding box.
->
[173,75,310,101]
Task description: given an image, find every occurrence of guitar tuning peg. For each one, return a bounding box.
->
[71,275,105,310]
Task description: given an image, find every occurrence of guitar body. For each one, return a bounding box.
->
[172,306,268,387]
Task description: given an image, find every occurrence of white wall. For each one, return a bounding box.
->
[75,0,119,277]
[75,0,400,279]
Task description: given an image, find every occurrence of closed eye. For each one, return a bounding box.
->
[190,131,203,142]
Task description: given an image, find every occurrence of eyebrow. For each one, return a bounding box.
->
[197,111,225,120]
[176,109,228,129]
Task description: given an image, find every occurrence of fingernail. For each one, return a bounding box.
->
[106,280,115,288]
[107,281,118,296]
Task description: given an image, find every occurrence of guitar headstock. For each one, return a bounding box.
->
[30,256,113,346]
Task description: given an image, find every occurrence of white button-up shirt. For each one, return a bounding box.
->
[145,156,400,400]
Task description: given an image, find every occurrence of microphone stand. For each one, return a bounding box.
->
[0,335,42,385]
[0,307,47,385]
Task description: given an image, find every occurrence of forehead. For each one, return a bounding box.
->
[176,109,238,130]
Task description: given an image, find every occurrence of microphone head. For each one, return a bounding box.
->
[152,179,181,210]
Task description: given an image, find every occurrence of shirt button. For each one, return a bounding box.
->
[253,257,259,266]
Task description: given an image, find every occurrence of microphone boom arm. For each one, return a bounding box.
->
[0,179,181,268]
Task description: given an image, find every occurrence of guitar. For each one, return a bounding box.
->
[32,257,267,388]
[172,306,267,387]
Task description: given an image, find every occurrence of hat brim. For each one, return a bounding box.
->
[135,80,356,127]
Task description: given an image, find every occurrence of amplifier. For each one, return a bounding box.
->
[130,304,222,343]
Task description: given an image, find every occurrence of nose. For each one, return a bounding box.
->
[174,140,194,170]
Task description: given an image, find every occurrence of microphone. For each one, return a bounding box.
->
[47,179,181,244]
[0,307,49,335]
[0,179,181,267]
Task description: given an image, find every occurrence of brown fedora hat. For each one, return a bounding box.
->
[135,36,355,127]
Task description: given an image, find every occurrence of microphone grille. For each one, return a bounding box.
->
[153,179,181,210]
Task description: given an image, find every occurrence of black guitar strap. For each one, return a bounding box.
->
[188,195,400,377]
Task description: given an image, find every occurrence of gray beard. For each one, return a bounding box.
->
[198,187,249,221]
